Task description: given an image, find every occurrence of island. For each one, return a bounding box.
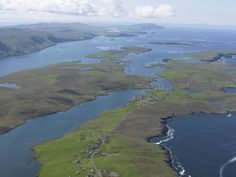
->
[150,40,201,46]
[87,47,152,60]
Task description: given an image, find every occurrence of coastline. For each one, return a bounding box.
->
[0,36,96,60]
[147,116,183,177]
[0,31,146,60]
[148,110,235,177]
[0,87,148,136]
[204,53,236,63]
[149,116,190,177]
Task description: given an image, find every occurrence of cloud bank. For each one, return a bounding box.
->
[0,0,175,19]
[135,4,175,18]
[99,0,126,17]
[0,0,96,16]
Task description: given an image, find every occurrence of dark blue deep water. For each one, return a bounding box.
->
[155,114,236,177]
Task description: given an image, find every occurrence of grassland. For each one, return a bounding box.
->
[35,59,236,177]
[87,47,152,60]
[0,60,151,134]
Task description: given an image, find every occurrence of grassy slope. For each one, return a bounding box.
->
[0,60,150,134]
[35,60,236,177]
[0,23,105,58]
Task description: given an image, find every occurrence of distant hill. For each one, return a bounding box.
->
[0,23,164,59]
[114,23,164,34]
[0,23,105,58]
[131,23,164,30]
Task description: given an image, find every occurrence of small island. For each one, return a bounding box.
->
[150,40,201,46]
[87,47,152,60]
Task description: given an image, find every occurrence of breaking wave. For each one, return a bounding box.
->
[220,157,236,177]
[154,125,191,177]
[155,125,175,145]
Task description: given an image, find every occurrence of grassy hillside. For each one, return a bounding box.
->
[0,23,105,58]
[0,23,164,59]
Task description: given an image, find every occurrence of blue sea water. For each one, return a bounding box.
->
[155,114,236,177]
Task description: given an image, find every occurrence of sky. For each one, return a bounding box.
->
[0,0,236,27]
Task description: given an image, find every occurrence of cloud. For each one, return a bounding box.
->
[135,4,175,18]
[99,0,126,17]
[0,0,175,20]
[0,0,96,16]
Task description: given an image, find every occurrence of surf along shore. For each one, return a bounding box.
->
[35,57,236,177]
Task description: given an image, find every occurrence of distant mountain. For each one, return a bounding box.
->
[0,23,105,59]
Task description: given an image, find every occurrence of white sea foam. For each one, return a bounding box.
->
[179,166,185,175]
[154,125,189,177]
[219,156,236,177]
[176,160,188,176]
[155,125,175,145]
